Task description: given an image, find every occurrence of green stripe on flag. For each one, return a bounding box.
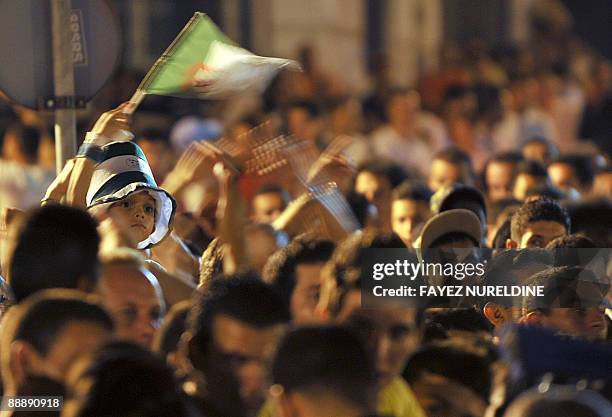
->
[137,12,299,99]
[139,12,235,97]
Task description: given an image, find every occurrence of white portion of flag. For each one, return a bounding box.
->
[192,41,299,97]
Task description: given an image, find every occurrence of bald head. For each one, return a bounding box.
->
[98,262,165,348]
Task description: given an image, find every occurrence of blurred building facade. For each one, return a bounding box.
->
[111,0,543,92]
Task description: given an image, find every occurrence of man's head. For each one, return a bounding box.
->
[429,148,475,192]
[344,307,420,388]
[548,158,579,193]
[317,231,418,387]
[391,182,433,247]
[513,160,550,200]
[63,341,189,417]
[5,205,100,302]
[284,100,321,142]
[420,209,482,257]
[245,223,280,274]
[354,161,407,231]
[431,184,487,241]
[185,273,290,417]
[404,340,493,417]
[508,198,570,248]
[0,289,114,393]
[521,266,608,340]
[521,137,558,165]
[486,197,521,246]
[1,123,41,165]
[263,238,335,323]
[98,250,165,348]
[485,152,522,201]
[385,88,420,127]
[591,166,612,198]
[419,210,484,290]
[271,326,377,417]
[251,184,290,224]
[567,199,612,247]
[481,249,552,329]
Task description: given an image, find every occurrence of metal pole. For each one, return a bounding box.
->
[51,0,76,174]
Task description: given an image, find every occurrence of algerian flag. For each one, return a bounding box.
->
[128,12,299,109]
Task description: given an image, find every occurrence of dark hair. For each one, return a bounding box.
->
[4,123,42,163]
[516,160,549,179]
[324,230,407,316]
[68,341,189,417]
[489,151,523,165]
[522,137,559,160]
[345,190,371,227]
[492,218,512,250]
[11,290,114,357]
[323,96,352,114]
[511,198,570,242]
[188,273,290,349]
[253,184,291,205]
[483,152,522,192]
[549,154,595,187]
[272,325,376,410]
[284,100,321,119]
[263,238,335,312]
[487,197,521,226]
[136,128,170,145]
[392,181,433,203]
[8,205,100,302]
[356,160,409,188]
[566,199,612,247]
[524,185,566,201]
[546,234,597,268]
[522,266,607,312]
[153,300,192,359]
[403,340,493,403]
[423,308,492,338]
[480,249,552,307]
[433,147,474,171]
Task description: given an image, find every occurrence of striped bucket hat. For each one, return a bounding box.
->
[86,141,176,249]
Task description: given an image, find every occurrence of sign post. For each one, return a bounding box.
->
[51,0,76,173]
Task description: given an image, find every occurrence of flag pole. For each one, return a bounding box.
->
[122,89,145,115]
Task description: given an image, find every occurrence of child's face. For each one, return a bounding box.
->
[391,199,431,246]
[108,191,156,244]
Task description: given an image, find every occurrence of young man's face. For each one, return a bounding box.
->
[548,163,578,192]
[391,199,431,246]
[290,262,326,324]
[345,308,419,388]
[197,314,285,417]
[251,193,286,224]
[592,171,612,198]
[514,220,567,248]
[486,161,515,201]
[429,160,469,192]
[355,171,391,205]
[98,264,163,348]
[245,229,279,275]
[107,191,156,244]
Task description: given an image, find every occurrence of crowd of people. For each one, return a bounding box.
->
[0,5,611,417]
